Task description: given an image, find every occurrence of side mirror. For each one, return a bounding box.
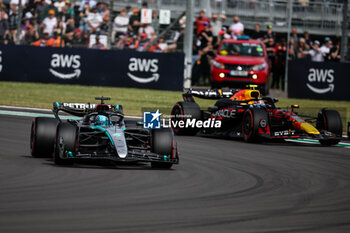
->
[291,104,299,109]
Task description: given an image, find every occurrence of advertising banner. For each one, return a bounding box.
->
[288,59,350,101]
[0,45,184,91]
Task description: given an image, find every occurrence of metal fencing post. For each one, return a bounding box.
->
[16,0,22,45]
[284,0,293,95]
[340,0,349,62]
[107,0,114,50]
[183,0,194,89]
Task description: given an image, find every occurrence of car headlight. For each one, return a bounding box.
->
[213,60,225,69]
[252,63,266,71]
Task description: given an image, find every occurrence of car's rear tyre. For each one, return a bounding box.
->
[242,108,269,142]
[31,117,59,157]
[317,109,342,146]
[171,102,201,135]
[151,128,174,169]
[54,122,78,165]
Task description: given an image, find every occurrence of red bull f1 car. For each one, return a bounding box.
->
[171,89,343,145]
[30,97,178,169]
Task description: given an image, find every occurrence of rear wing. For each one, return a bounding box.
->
[183,89,239,101]
[52,102,123,119]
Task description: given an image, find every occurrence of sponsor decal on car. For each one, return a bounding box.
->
[274,129,296,137]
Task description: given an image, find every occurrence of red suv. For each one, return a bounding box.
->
[211,37,270,94]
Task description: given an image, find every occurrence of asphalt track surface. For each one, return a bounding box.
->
[1,114,350,233]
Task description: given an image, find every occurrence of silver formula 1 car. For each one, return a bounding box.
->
[30,97,178,169]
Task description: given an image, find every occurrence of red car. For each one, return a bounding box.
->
[211,37,270,95]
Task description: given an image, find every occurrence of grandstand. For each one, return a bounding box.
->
[114,0,348,36]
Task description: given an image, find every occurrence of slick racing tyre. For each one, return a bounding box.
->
[151,128,174,169]
[242,108,269,142]
[171,101,201,135]
[317,109,342,146]
[54,122,78,165]
[31,117,59,157]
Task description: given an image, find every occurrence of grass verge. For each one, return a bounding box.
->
[0,82,349,122]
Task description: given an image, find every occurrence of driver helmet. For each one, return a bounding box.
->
[94,115,109,126]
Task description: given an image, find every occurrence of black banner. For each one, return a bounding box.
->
[288,59,350,100]
[0,45,184,91]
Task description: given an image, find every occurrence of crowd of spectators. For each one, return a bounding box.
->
[0,0,348,89]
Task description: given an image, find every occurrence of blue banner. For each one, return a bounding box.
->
[0,45,184,91]
[288,59,350,101]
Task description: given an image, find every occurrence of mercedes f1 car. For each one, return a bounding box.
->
[30,97,178,169]
[171,89,343,145]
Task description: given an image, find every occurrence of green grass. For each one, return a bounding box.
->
[0,81,349,122]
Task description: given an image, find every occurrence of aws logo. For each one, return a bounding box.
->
[49,54,81,79]
[306,68,334,94]
[127,58,159,83]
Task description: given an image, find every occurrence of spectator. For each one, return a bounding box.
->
[135,33,150,51]
[265,37,275,78]
[291,27,298,53]
[210,13,226,46]
[251,23,263,40]
[78,0,96,12]
[320,37,332,60]
[87,7,103,34]
[0,7,9,42]
[23,24,39,45]
[35,0,47,23]
[64,15,75,45]
[327,40,340,61]
[296,38,309,59]
[41,9,57,36]
[54,0,65,12]
[196,10,210,35]
[125,5,132,18]
[303,31,312,47]
[309,40,324,62]
[263,24,275,44]
[288,37,296,60]
[150,10,159,35]
[229,16,244,36]
[8,7,18,42]
[198,22,213,53]
[272,39,287,90]
[112,8,129,43]
[47,30,64,47]
[138,23,154,40]
[79,2,90,34]
[128,8,140,34]
[32,30,50,46]
[90,34,106,49]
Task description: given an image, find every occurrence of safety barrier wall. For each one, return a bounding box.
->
[0,45,184,91]
[288,59,350,101]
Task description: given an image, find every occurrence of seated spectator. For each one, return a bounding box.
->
[309,40,324,62]
[112,8,129,43]
[0,7,9,43]
[54,0,66,12]
[78,0,96,12]
[40,9,57,36]
[135,33,150,51]
[32,30,50,46]
[138,23,154,40]
[46,30,64,47]
[90,34,106,49]
[87,7,103,34]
